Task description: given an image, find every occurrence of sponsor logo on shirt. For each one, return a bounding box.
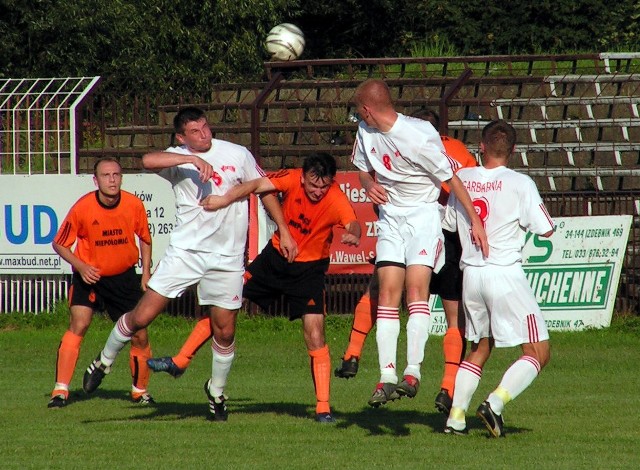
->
[221,165,236,172]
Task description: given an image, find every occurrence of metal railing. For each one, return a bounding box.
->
[0,77,101,175]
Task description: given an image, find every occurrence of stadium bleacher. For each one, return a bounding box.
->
[3,54,638,313]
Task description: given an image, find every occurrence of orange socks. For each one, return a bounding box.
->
[173,316,213,370]
[441,327,465,396]
[52,330,83,398]
[309,345,331,414]
[130,343,152,394]
[344,294,376,360]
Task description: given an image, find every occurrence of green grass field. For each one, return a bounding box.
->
[2,310,639,469]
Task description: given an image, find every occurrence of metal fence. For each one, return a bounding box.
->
[1,54,639,314]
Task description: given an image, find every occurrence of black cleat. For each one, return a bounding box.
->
[396,375,420,398]
[315,412,336,424]
[435,389,453,415]
[368,382,400,407]
[204,380,228,422]
[83,354,111,394]
[334,356,359,379]
[476,401,505,437]
[132,392,156,405]
[47,394,67,408]
[146,356,185,378]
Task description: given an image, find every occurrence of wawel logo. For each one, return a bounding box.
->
[524,264,612,309]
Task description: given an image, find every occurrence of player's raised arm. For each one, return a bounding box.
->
[142,151,213,183]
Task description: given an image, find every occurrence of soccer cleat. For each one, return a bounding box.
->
[435,389,453,415]
[444,425,468,436]
[132,392,156,405]
[368,382,400,407]
[396,375,420,398]
[146,356,185,378]
[476,401,505,437]
[334,356,359,379]
[315,412,336,424]
[47,394,67,408]
[83,354,111,394]
[204,380,228,422]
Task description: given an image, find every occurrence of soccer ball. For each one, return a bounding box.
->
[265,23,305,61]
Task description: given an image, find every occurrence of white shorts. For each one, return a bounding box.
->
[463,264,549,347]
[376,203,444,271]
[148,245,244,310]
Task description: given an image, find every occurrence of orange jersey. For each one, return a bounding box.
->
[54,190,151,276]
[268,168,357,262]
[440,135,478,203]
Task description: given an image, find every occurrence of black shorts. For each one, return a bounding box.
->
[69,266,143,321]
[243,241,329,320]
[429,229,463,301]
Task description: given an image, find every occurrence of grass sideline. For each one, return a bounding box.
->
[1,310,639,469]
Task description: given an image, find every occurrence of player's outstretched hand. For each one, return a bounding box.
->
[199,195,229,211]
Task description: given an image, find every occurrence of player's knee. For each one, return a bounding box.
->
[130,329,149,348]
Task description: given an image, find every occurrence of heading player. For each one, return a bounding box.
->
[336,108,477,415]
[351,79,488,407]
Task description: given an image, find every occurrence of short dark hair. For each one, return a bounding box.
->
[302,152,337,179]
[173,107,206,134]
[93,157,121,176]
[411,108,440,129]
[482,120,516,157]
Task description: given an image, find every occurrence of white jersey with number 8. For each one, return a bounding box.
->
[351,113,455,207]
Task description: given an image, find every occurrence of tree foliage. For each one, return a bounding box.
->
[0,0,300,92]
[1,0,638,93]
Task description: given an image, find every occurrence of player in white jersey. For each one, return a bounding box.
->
[442,120,555,437]
[82,107,296,421]
[351,79,488,407]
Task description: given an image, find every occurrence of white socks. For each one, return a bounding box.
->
[487,355,541,414]
[101,314,133,366]
[209,338,235,397]
[375,306,400,383]
[404,301,430,380]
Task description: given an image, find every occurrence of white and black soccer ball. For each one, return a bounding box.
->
[265,23,305,61]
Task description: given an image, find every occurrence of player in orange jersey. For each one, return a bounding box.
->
[335,108,477,415]
[147,153,361,423]
[48,157,152,408]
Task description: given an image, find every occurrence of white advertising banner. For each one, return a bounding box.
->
[1,174,632,332]
[0,174,176,274]
[429,215,633,333]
